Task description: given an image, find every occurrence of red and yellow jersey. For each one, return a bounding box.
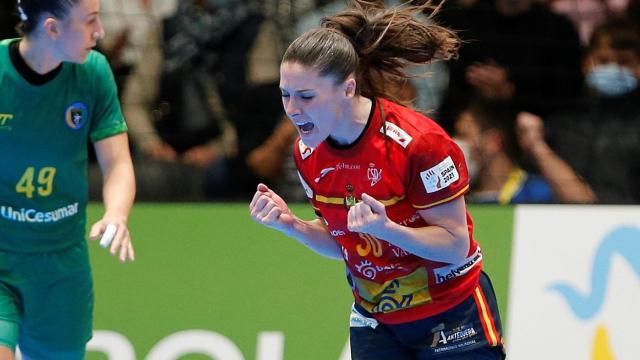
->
[294,98,482,324]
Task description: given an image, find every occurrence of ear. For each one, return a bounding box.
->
[344,76,357,98]
[43,17,61,39]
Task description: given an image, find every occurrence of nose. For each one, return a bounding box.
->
[284,97,301,118]
[93,17,105,40]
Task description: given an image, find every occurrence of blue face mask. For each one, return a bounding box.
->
[586,64,638,97]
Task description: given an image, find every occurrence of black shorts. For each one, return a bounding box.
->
[350,271,506,359]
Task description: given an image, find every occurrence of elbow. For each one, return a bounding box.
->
[448,232,471,265]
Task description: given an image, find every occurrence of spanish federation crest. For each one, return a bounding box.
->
[367,163,383,187]
[65,102,88,130]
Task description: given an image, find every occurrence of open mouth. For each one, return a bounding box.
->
[296,122,315,135]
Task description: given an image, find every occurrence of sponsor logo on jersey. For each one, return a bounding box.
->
[336,162,361,170]
[298,140,314,160]
[433,247,482,284]
[330,229,346,237]
[391,247,410,258]
[297,171,313,199]
[354,260,402,280]
[65,102,88,130]
[367,163,383,186]
[1,202,79,223]
[420,156,459,193]
[315,167,335,183]
[0,113,13,131]
[381,121,413,148]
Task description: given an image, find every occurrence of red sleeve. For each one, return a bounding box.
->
[406,132,469,209]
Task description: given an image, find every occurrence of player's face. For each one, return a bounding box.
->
[280,61,348,148]
[54,0,104,63]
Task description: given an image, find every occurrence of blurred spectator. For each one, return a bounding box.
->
[0,0,19,40]
[546,18,640,203]
[628,0,640,24]
[436,0,583,132]
[549,0,625,44]
[454,99,595,204]
[99,0,176,92]
[120,0,284,200]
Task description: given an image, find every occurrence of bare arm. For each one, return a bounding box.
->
[348,194,470,264]
[249,183,342,259]
[517,112,597,203]
[89,133,136,262]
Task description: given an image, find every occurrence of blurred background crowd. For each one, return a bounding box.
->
[2,0,639,204]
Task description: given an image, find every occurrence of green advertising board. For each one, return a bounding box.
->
[86,203,514,360]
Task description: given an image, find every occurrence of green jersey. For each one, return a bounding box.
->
[0,39,127,253]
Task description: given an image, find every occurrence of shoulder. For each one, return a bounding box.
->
[83,50,111,72]
[67,50,116,93]
[378,98,453,152]
[0,38,12,49]
[70,50,113,79]
[0,39,15,65]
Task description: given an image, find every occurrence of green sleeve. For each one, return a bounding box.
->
[88,52,128,142]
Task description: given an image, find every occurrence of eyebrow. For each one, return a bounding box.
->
[280,88,315,93]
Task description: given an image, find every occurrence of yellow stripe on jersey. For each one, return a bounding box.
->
[315,195,406,206]
[315,195,344,205]
[413,185,469,209]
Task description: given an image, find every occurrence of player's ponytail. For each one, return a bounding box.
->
[282,0,460,106]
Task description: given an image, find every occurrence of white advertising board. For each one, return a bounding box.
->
[507,206,640,359]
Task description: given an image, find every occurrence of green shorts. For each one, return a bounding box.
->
[0,241,93,358]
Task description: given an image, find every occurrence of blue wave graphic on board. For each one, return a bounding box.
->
[548,226,640,320]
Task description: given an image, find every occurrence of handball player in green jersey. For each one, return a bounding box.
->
[0,0,136,359]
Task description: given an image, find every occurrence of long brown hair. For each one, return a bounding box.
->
[282,0,460,106]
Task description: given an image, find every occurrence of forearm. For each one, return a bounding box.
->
[530,142,597,203]
[376,221,470,264]
[282,217,343,260]
[102,156,136,221]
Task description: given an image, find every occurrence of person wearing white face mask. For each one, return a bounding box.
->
[584,20,640,97]
[545,18,640,204]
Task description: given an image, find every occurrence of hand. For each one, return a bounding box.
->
[144,141,177,161]
[181,145,220,168]
[516,111,547,155]
[466,61,514,99]
[347,193,389,237]
[249,183,294,233]
[89,218,135,263]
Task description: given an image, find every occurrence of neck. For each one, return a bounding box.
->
[19,37,62,74]
[331,96,372,145]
